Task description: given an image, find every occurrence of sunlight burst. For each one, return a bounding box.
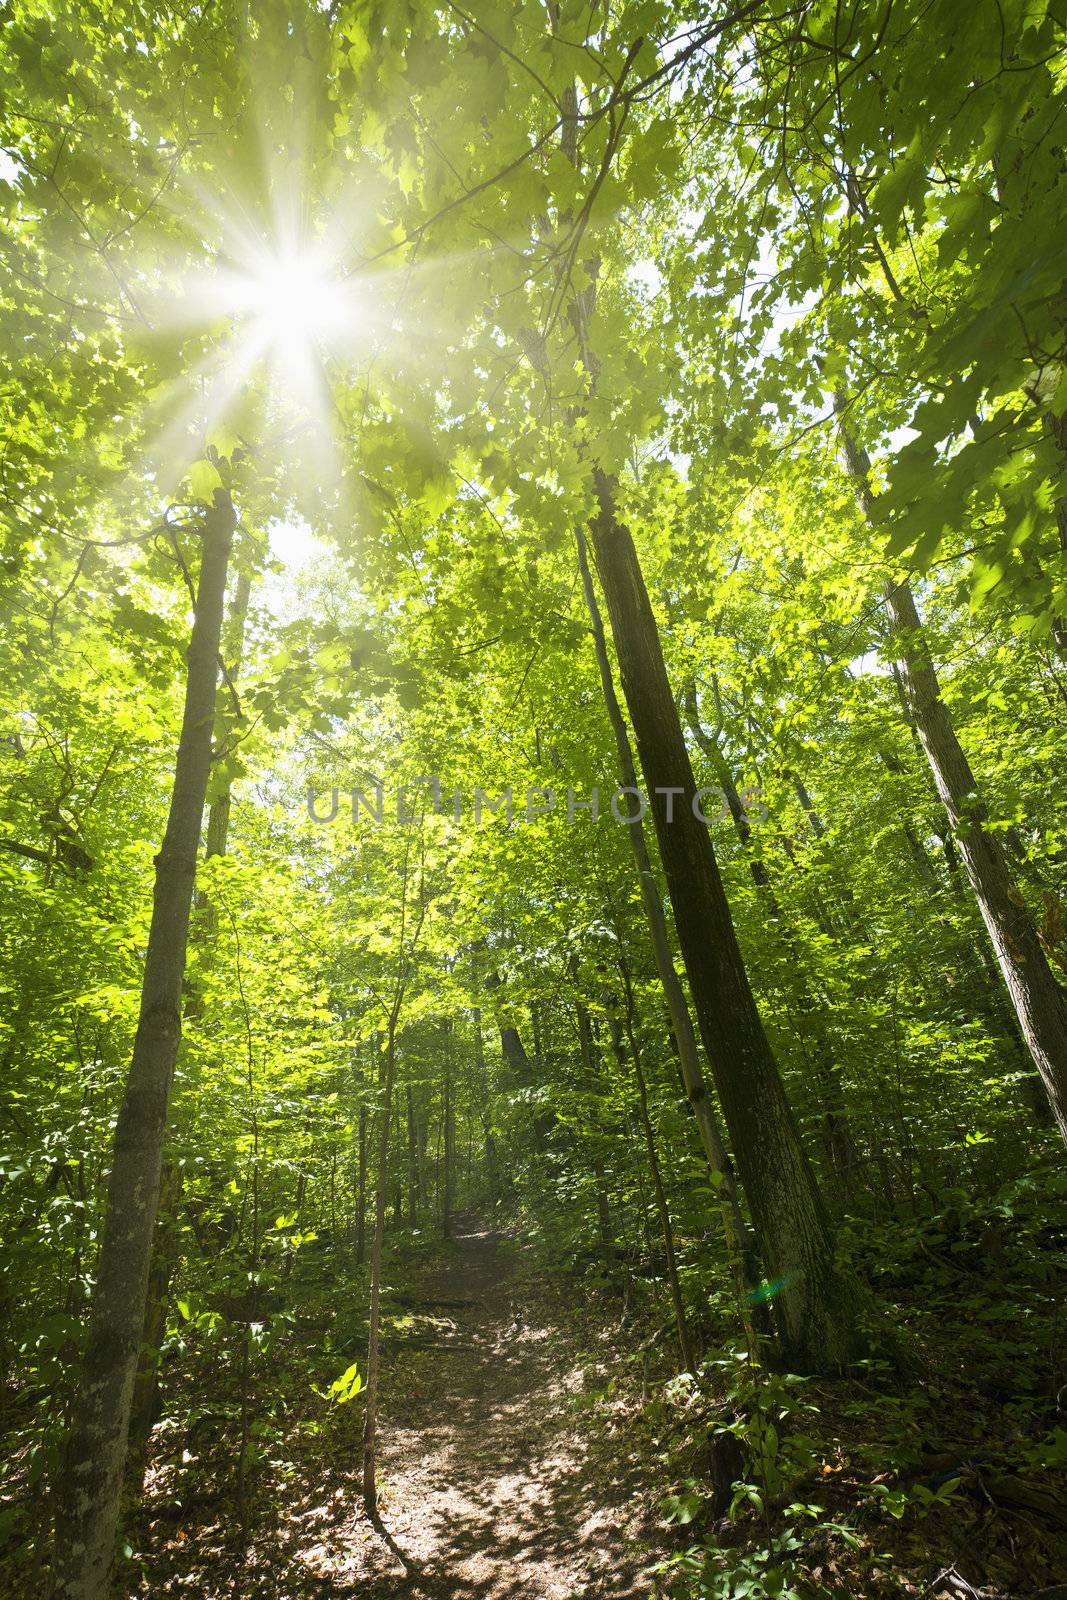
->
[236,246,357,353]
[143,228,374,497]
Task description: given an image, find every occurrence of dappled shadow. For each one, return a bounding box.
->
[124,1218,654,1598]
[321,1217,654,1599]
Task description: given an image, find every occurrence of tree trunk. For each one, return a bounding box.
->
[126,560,252,1498]
[204,565,252,869]
[876,747,945,890]
[125,1162,183,1496]
[356,1101,368,1266]
[484,966,553,1148]
[584,473,857,1369]
[441,1031,453,1238]
[791,771,827,839]
[472,1007,501,1197]
[574,996,615,1250]
[836,401,1067,1142]
[879,746,1051,1119]
[574,528,758,1301]
[614,963,695,1373]
[417,1111,428,1207]
[50,489,236,1600]
[363,1021,397,1517]
[406,1082,418,1224]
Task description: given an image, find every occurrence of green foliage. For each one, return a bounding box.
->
[322,1361,363,1406]
[0,0,1064,1591]
[654,1525,812,1600]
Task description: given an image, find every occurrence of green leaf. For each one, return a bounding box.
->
[188,459,223,503]
[327,1360,364,1404]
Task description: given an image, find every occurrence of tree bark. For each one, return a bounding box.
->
[574,528,758,1302]
[406,1082,418,1224]
[362,1021,396,1518]
[876,748,943,890]
[50,489,236,1600]
[125,1162,183,1496]
[203,565,252,869]
[584,473,857,1369]
[126,560,253,1495]
[484,965,553,1148]
[355,1091,368,1267]
[472,1007,501,1197]
[573,995,615,1250]
[836,401,1067,1142]
[441,1028,454,1238]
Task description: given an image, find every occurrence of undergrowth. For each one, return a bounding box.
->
[563,1161,1067,1599]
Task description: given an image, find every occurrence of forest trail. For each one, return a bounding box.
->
[337,1216,653,1599]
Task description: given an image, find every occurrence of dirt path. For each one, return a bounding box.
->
[335,1217,655,1599]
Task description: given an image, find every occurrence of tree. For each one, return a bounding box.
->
[584,473,859,1370]
[837,408,1067,1143]
[50,486,236,1600]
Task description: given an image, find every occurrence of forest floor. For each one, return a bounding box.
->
[125,1214,658,1598]
[316,1214,655,1598]
[12,1172,1062,1598]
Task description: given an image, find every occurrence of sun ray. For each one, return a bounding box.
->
[138,322,274,501]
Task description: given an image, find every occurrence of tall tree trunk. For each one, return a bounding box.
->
[574,528,758,1303]
[355,1100,368,1266]
[574,995,615,1250]
[406,1082,418,1224]
[836,401,1067,1142]
[441,1030,454,1238]
[791,771,827,840]
[886,642,1054,1122]
[126,560,253,1497]
[363,1020,397,1517]
[203,565,252,870]
[416,1110,428,1208]
[876,748,943,890]
[484,965,553,1148]
[472,1007,501,1198]
[50,489,236,1600]
[584,473,857,1369]
[124,1162,183,1496]
[880,744,1051,1119]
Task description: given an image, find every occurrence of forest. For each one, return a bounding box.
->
[1,1,1066,1597]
